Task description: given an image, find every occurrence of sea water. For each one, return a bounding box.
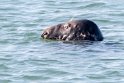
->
[0,0,124,83]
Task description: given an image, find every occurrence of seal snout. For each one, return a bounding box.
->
[41,31,49,39]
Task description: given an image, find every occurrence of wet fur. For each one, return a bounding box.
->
[41,19,103,41]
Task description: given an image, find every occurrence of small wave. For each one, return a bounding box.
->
[104,41,123,46]
[94,19,117,24]
[0,64,10,70]
[84,2,106,8]
[0,58,11,62]
[22,75,50,80]
[100,58,124,61]
[0,79,11,83]
[25,59,65,66]
[86,74,106,79]
[40,68,72,76]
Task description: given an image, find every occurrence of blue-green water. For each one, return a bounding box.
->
[0,0,124,83]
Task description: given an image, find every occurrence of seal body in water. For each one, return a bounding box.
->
[41,19,103,41]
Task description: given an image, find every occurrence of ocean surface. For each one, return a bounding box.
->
[0,0,124,83]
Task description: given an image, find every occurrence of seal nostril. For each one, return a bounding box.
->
[41,32,48,38]
[41,33,44,37]
[62,35,67,40]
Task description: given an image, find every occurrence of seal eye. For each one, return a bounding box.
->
[63,23,68,29]
[64,23,71,29]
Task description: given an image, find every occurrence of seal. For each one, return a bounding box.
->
[41,19,103,41]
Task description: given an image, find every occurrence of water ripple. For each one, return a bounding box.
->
[0,0,124,83]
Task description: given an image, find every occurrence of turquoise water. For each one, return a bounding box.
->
[0,0,124,83]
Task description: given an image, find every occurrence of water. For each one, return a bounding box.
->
[0,0,124,83]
